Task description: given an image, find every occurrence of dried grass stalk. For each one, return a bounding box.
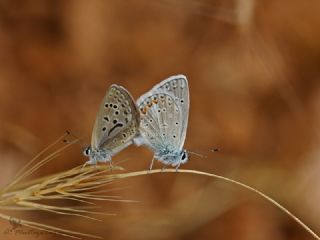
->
[0,133,319,239]
[0,133,132,239]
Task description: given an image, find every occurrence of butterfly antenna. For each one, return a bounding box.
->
[187,150,207,158]
[187,147,220,159]
[211,148,220,152]
[63,130,87,149]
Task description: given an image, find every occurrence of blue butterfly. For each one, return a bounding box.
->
[134,75,189,170]
[84,85,140,165]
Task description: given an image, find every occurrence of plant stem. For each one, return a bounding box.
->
[113,168,320,240]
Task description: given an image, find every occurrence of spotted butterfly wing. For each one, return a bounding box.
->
[90,84,140,159]
[146,75,189,150]
[135,75,189,157]
[148,75,189,116]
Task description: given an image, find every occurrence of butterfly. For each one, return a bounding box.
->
[84,84,140,165]
[134,75,189,170]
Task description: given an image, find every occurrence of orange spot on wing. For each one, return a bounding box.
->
[141,99,159,115]
[141,107,147,114]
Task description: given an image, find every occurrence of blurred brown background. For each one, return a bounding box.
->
[0,0,320,239]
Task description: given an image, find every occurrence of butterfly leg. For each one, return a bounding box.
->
[161,165,168,172]
[149,157,155,172]
[109,161,114,172]
[82,159,96,170]
[175,162,181,172]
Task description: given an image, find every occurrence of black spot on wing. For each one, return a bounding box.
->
[108,123,124,136]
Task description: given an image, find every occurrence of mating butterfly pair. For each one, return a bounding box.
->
[83,75,189,170]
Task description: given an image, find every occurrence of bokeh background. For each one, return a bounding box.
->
[0,0,320,239]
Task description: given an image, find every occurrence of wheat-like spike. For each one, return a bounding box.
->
[63,193,137,203]
[0,137,128,239]
[1,133,68,194]
[66,184,117,193]
[16,199,99,215]
[56,188,117,200]
[6,165,119,193]
[64,181,114,193]
[67,193,134,202]
[18,140,77,183]
[76,194,122,199]
[39,195,97,205]
[81,186,130,195]
[4,139,76,193]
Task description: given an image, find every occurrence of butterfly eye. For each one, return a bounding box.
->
[83,147,91,156]
[181,152,187,160]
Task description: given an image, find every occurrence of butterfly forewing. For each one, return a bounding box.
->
[91,84,140,155]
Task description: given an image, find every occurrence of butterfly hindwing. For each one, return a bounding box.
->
[138,93,184,154]
[151,75,189,149]
[136,75,190,149]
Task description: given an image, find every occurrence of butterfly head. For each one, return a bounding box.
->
[179,149,188,164]
[83,146,112,164]
[156,148,188,166]
[83,146,92,157]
